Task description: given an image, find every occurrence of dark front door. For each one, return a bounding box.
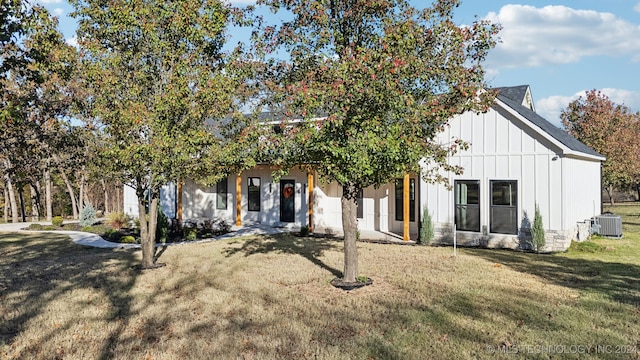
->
[280,180,295,222]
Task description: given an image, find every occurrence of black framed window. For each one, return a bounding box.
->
[216,178,227,210]
[455,180,480,232]
[395,178,415,222]
[490,180,518,234]
[357,189,363,219]
[247,177,261,212]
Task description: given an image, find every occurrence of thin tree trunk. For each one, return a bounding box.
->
[341,191,358,283]
[57,166,79,219]
[102,179,109,214]
[3,160,19,223]
[18,186,26,222]
[607,185,615,205]
[30,184,40,221]
[3,184,8,223]
[78,171,85,214]
[44,166,52,221]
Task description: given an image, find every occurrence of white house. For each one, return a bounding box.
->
[123,85,604,251]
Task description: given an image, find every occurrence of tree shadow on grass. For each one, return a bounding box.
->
[464,248,640,307]
[223,233,343,278]
[0,232,138,360]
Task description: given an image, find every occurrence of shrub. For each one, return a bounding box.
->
[120,235,137,244]
[531,204,546,253]
[52,216,64,227]
[109,231,123,242]
[27,223,44,230]
[300,226,310,236]
[183,226,198,241]
[419,209,435,245]
[79,204,97,227]
[81,225,93,232]
[43,225,57,230]
[156,207,169,244]
[107,212,129,230]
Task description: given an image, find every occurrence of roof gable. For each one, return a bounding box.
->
[495,94,604,160]
[494,85,535,111]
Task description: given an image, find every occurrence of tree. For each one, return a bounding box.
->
[561,90,640,204]
[72,0,251,268]
[251,0,500,284]
[1,2,78,223]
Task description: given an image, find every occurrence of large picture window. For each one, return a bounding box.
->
[455,180,480,232]
[216,177,227,210]
[395,178,415,222]
[490,180,518,234]
[247,177,261,212]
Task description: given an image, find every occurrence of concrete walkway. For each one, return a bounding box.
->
[0,221,298,249]
[0,221,416,248]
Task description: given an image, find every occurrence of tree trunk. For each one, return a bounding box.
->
[341,192,358,283]
[58,166,79,219]
[3,160,19,223]
[78,171,85,215]
[607,185,614,205]
[138,186,158,269]
[44,167,52,221]
[3,184,8,223]
[30,184,40,221]
[18,186,26,222]
[102,179,109,214]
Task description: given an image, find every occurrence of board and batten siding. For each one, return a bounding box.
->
[421,104,599,251]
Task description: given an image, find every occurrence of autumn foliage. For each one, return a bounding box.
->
[561,90,640,203]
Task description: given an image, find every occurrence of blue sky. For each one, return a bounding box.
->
[39,0,640,127]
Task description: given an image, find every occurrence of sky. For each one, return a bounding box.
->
[37,0,640,127]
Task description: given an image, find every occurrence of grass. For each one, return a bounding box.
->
[0,206,639,359]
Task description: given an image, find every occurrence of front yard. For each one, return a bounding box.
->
[1,206,639,359]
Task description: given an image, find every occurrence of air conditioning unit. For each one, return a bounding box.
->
[594,214,623,238]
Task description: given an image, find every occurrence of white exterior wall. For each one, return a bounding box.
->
[182,166,310,227]
[422,105,602,251]
[313,180,418,235]
[123,183,176,218]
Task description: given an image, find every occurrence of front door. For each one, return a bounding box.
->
[280,180,295,223]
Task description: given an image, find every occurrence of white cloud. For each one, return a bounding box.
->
[37,0,62,4]
[635,2,640,13]
[65,36,78,48]
[485,5,640,69]
[537,88,640,127]
[52,8,64,16]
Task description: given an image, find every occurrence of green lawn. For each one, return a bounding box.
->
[1,206,639,359]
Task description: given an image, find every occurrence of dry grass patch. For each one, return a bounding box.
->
[1,230,639,359]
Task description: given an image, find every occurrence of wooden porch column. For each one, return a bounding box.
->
[403,173,410,241]
[177,178,183,222]
[235,174,242,226]
[307,171,314,232]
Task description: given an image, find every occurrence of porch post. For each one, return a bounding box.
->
[403,173,410,241]
[307,171,314,232]
[177,178,183,222]
[236,174,242,226]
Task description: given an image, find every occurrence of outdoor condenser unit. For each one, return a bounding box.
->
[595,213,623,238]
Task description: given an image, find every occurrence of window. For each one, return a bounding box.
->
[357,189,363,219]
[490,180,517,234]
[216,178,227,210]
[395,178,415,222]
[247,177,260,212]
[455,180,480,232]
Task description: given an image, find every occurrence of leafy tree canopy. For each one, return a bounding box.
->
[561,90,640,197]
[248,0,500,283]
